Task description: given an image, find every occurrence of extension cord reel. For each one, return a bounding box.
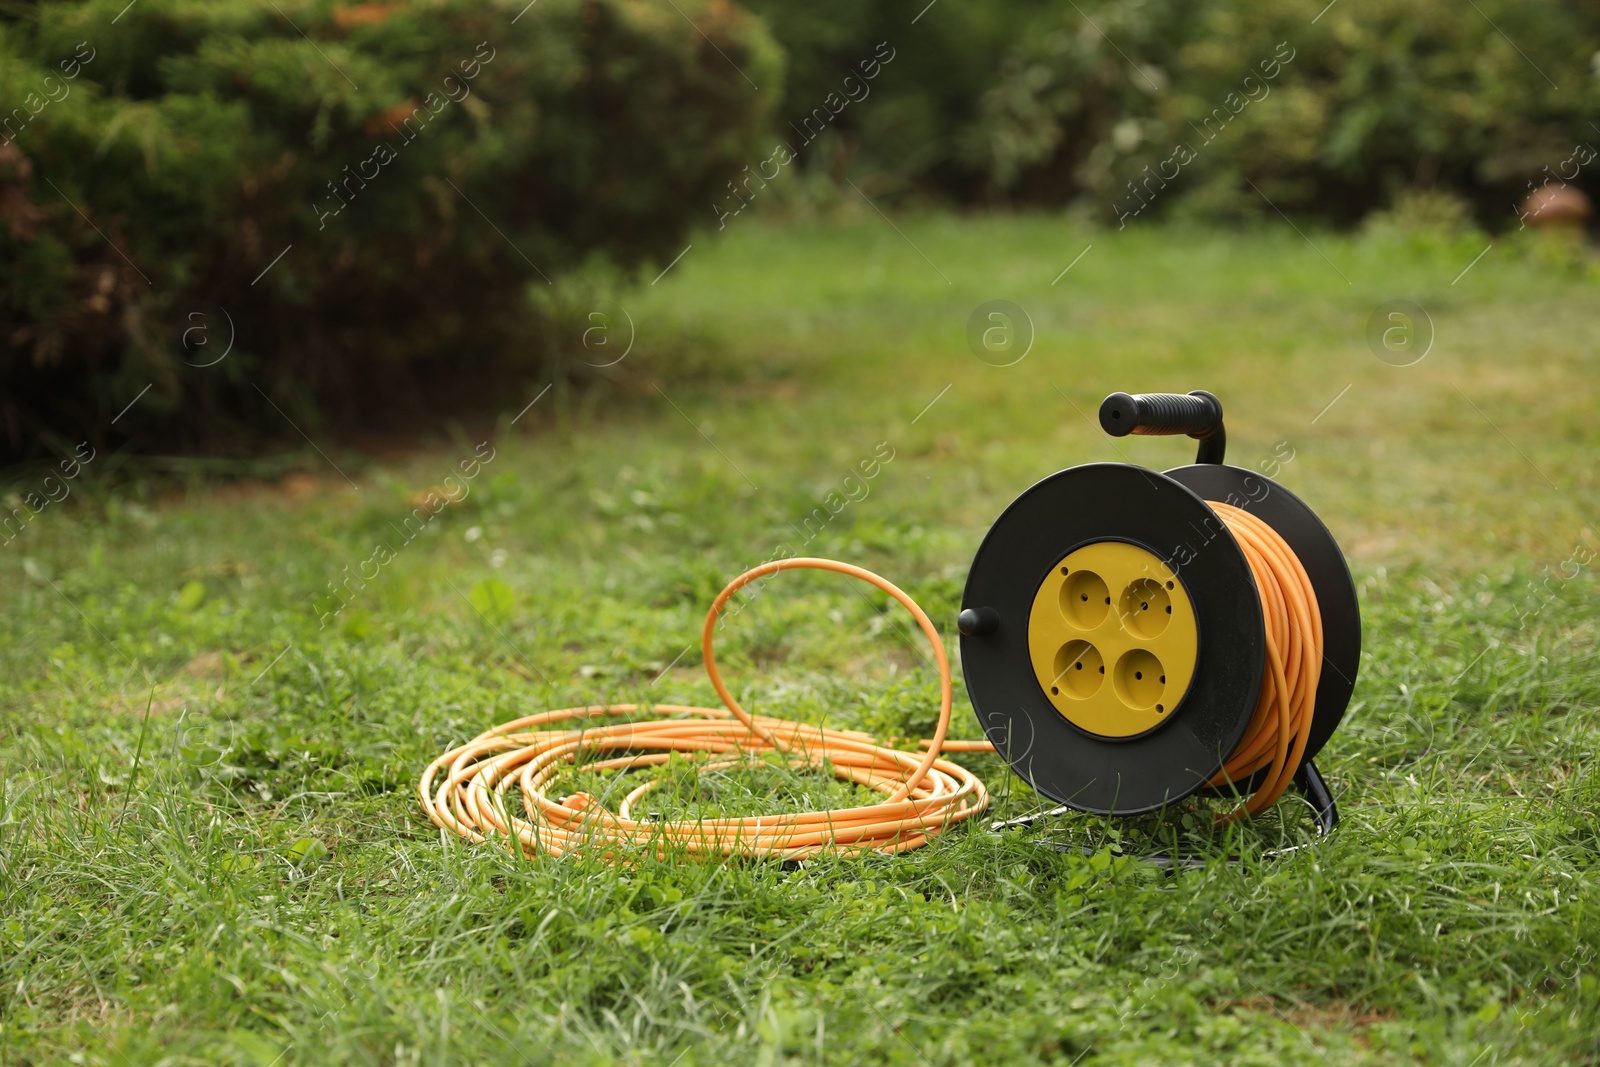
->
[420,390,1358,859]
[959,390,1359,834]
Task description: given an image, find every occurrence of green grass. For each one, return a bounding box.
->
[3,214,1599,1065]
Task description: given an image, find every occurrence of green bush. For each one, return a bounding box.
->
[977,0,1600,224]
[743,0,1600,223]
[0,0,779,460]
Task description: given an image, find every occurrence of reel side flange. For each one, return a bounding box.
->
[960,463,1266,814]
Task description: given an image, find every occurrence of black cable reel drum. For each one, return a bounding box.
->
[957,391,1360,839]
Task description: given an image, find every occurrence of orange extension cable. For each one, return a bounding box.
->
[1204,503,1323,819]
[419,559,989,860]
[418,517,1322,859]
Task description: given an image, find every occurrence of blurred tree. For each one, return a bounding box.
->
[737,0,1054,199]
[745,0,1600,224]
[979,0,1600,225]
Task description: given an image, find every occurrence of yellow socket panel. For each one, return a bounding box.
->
[1027,540,1199,738]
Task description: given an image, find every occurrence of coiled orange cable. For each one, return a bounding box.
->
[1205,503,1322,820]
[419,559,989,860]
[418,513,1323,859]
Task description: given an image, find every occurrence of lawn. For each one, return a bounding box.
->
[3,213,1598,1065]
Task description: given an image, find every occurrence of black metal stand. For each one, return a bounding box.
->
[991,760,1339,870]
[1294,759,1339,835]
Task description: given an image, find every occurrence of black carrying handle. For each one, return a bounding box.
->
[1098,390,1226,465]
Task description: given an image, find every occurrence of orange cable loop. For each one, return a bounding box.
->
[419,558,988,860]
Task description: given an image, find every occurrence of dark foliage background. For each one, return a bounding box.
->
[2,0,1597,462]
[746,0,1600,219]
